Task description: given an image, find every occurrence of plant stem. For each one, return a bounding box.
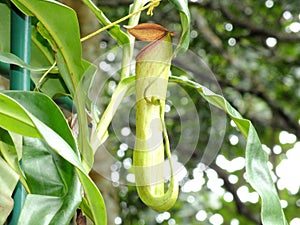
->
[34,61,57,91]
[120,0,148,79]
[80,0,158,42]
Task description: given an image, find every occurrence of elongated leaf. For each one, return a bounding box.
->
[74,61,97,171]
[0,128,28,192]
[0,128,21,172]
[4,91,77,151]
[169,76,287,225]
[0,52,57,73]
[79,197,94,221]
[81,0,130,45]
[0,50,67,98]
[0,93,40,138]
[76,170,107,224]
[1,91,107,225]
[31,72,70,98]
[168,0,190,52]
[0,156,19,225]
[91,76,135,149]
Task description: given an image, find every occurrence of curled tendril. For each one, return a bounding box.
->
[147,0,160,16]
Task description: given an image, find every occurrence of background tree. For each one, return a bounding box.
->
[85,0,300,224]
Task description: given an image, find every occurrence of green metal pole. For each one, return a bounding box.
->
[8,6,31,225]
[10,7,31,90]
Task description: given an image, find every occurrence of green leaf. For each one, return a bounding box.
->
[9,0,33,16]
[1,91,107,225]
[0,3,10,53]
[0,27,69,98]
[0,93,40,138]
[169,75,287,225]
[31,24,55,66]
[18,137,81,225]
[35,20,82,95]
[0,52,58,73]
[74,61,97,171]
[17,195,63,225]
[30,72,69,98]
[11,0,95,170]
[4,91,77,150]
[0,156,19,225]
[30,26,69,97]
[79,197,94,221]
[0,2,10,77]
[11,0,92,98]
[168,0,190,52]
[81,0,130,45]
[0,128,29,192]
[10,0,85,94]
[76,170,107,224]
[24,114,107,225]
[91,76,135,149]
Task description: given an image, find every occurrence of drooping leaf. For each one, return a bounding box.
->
[0,156,19,225]
[76,170,107,224]
[169,75,288,225]
[0,52,58,73]
[73,61,97,171]
[31,72,69,98]
[168,0,190,52]
[79,197,94,221]
[81,0,130,45]
[8,0,33,16]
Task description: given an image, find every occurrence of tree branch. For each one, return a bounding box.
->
[218,6,300,42]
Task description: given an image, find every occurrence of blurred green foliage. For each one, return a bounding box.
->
[95,0,300,224]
